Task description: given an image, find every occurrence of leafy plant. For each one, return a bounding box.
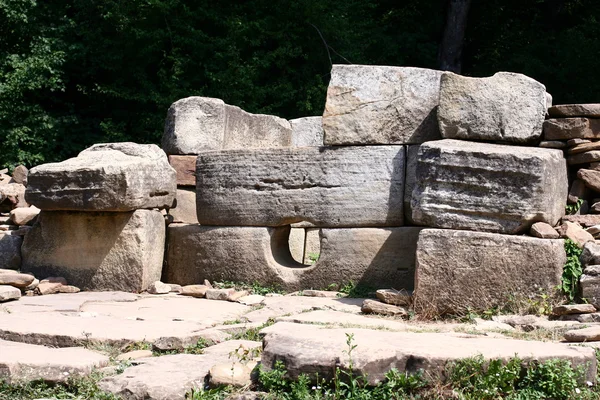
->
[566,199,584,215]
[306,252,320,264]
[563,238,584,303]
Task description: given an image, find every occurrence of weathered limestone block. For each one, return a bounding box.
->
[411,139,568,234]
[21,210,165,292]
[544,118,600,140]
[169,188,198,224]
[26,143,176,212]
[290,116,323,147]
[196,146,405,227]
[168,155,197,186]
[0,234,22,270]
[322,65,442,145]
[438,72,547,143]
[164,224,422,291]
[162,96,292,154]
[413,229,565,316]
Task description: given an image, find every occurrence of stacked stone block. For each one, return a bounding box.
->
[20,143,176,292]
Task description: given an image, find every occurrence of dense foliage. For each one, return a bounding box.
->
[1,0,598,169]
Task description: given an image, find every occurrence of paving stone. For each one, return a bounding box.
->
[162,96,292,155]
[322,65,442,145]
[301,290,340,298]
[99,340,261,400]
[196,146,405,227]
[1,291,138,313]
[236,295,265,306]
[0,339,109,383]
[276,310,410,331]
[116,350,153,361]
[439,72,546,143]
[411,140,567,233]
[549,104,600,118]
[168,155,197,186]
[413,229,565,316]
[26,143,176,211]
[261,322,596,385]
[564,326,600,342]
[206,288,236,301]
[165,225,420,292]
[209,361,257,388]
[22,209,165,292]
[290,116,323,147]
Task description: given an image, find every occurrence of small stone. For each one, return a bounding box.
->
[557,221,594,248]
[116,350,153,361]
[227,290,249,302]
[0,272,35,288]
[11,165,28,185]
[361,299,408,316]
[530,222,560,239]
[562,215,600,227]
[568,150,600,165]
[180,285,208,298]
[568,180,588,205]
[209,361,257,388]
[167,283,183,293]
[24,290,34,296]
[375,289,412,306]
[57,285,80,294]
[568,141,600,155]
[568,138,592,146]
[35,282,63,295]
[588,225,600,235]
[592,202,600,214]
[40,277,68,285]
[9,206,39,226]
[204,279,213,289]
[206,288,236,301]
[539,141,566,149]
[552,304,596,316]
[545,118,600,141]
[147,281,171,295]
[564,326,600,342]
[236,295,265,306]
[0,285,20,301]
[302,290,341,298]
[578,169,600,193]
[25,278,39,291]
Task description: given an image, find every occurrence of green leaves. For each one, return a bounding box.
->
[563,238,583,303]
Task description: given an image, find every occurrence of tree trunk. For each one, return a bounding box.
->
[438,0,472,73]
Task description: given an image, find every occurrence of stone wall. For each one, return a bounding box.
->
[6,63,595,316]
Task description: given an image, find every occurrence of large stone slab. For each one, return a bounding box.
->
[26,143,176,211]
[411,139,568,233]
[549,104,600,118]
[322,65,442,145]
[162,96,292,155]
[99,340,261,400]
[196,146,405,227]
[21,210,165,292]
[544,118,600,140]
[290,116,323,147]
[413,229,565,316]
[164,224,421,291]
[0,339,108,383]
[438,72,546,143]
[261,322,596,385]
[0,233,22,270]
[0,295,249,348]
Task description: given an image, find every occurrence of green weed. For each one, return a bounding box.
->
[564,238,584,303]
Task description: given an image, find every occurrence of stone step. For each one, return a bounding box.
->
[260,322,597,385]
[0,339,108,383]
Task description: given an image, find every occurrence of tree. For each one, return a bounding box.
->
[438,0,472,73]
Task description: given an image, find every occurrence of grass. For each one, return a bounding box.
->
[213,280,285,296]
[229,318,276,342]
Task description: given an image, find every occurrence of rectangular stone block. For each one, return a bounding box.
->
[162,96,292,154]
[196,146,405,227]
[413,229,565,316]
[290,116,324,147]
[164,224,421,291]
[544,118,600,140]
[168,155,197,186]
[323,65,442,145]
[411,139,568,234]
[26,143,176,212]
[21,210,165,292]
[169,188,198,224]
